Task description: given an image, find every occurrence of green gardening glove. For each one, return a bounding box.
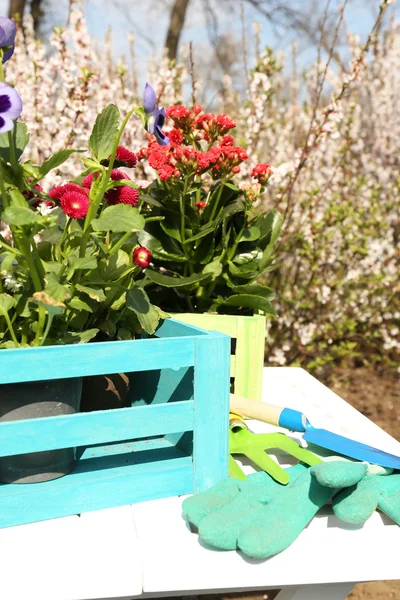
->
[313,460,400,525]
[183,461,368,559]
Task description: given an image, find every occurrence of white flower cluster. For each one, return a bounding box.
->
[4,7,187,189]
[3,6,398,370]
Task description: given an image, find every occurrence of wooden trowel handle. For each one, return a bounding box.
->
[230,393,308,433]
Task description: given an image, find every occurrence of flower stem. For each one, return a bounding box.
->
[7,131,18,173]
[180,177,189,244]
[0,237,20,255]
[0,51,5,82]
[16,235,46,346]
[209,181,225,222]
[58,217,71,261]
[0,166,9,209]
[108,230,132,256]
[3,310,19,347]
[180,177,194,277]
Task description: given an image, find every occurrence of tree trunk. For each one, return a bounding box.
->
[30,0,44,33]
[8,0,26,21]
[165,0,191,61]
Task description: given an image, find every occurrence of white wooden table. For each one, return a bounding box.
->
[1,367,399,600]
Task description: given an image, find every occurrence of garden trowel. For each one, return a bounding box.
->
[230,394,400,469]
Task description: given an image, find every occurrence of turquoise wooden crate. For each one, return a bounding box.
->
[0,318,230,528]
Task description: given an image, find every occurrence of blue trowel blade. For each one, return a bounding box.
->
[304,428,400,469]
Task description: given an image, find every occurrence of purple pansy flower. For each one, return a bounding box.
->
[0,83,22,133]
[143,82,170,146]
[0,17,17,64]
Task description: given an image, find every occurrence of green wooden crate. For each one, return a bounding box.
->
[172,313,266,401]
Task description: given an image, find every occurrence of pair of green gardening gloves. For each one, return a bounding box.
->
[182,456,400,559]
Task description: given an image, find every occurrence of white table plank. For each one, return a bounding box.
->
[133,495,400,594]
[0,504,142,600]
[134,368,400,595]
[0,367,399,600]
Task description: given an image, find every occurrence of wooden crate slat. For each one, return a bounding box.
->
[173,313,266,401]
[0,319,230,527]
[0,336,195,384]
[0,455,193,528]
[0,401,194,457]
[193,333,230,492]
[234,315,266,401]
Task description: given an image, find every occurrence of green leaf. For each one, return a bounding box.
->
[133,106,147,129]
[126,287,160,335]
[194,234,215,264]
[239,226,261,242]
[0,252,16,274]
[107,179,140,190]
[228,260,259,280]
[138,226,187,263]
[145,270,212,288]
[8,187,30,208]
[82,157,102,172]
[258,210,283,269]
[30,291,66,316]
[160,215,182,242]
[222,199,246,219]
[139,193,163,208]
[0,293,15,315]
[40,150,77,177]
[67,255,97,279]
[0,122,29,163]
[117,327,133,340]
[2,206,44,226]
[229,283,276,301]
[233,249,262,265]
[68,296,93,313]
[98,319,117,338]
[203,182,239,222]
[101,249,131,280]
[110,291,126,310]
[92,205,145,233]
[41,225,63,244]
[21,162,42,180]
[184,218,222,243]
[45,273,71,302]
[203,259,222,280]
[56,329,99,345]
[216,294,276,315]
[75,284,106,302]
[89,104,120,162]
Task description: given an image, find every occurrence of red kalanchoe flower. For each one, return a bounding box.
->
[221,134,234,146]
[133,246,152,268]
[194,201,207,212]
[49,183,88,201]
[115,146,137,168]
[107,186,139,206]
[251,163,273,185]
[158,164,175,180]
[168,128,184,146]
[60,190,90,219]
